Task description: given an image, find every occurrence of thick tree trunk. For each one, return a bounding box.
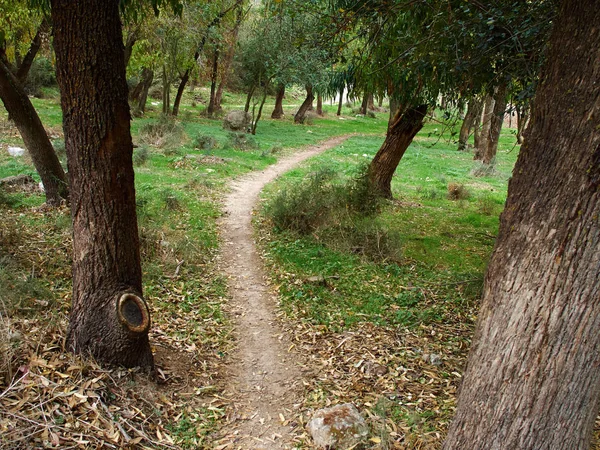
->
[474,94,495,161]
[294,84,314,124]
[207,48,220,117]
[51,0,153,368]
[316,94,324,116]
[368,104,427,198]
[271,83,285,119]
[359,93,368,114]
[481,82,508,164]
[0,59,68,205]
[336,85,344,116]
[457,97,482,151]
[367,92,375,110]
[443,1,600,448]
[16,19,49,84]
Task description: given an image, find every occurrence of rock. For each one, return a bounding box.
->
[7,146,25,157]
[0,174,36,188]
[223,110,251,132]
[307,403,369,449]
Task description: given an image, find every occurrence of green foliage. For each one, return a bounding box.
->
[194,134,218,152]
[132,146,150,166]
[23,57,57,97]
[226,132,258,151]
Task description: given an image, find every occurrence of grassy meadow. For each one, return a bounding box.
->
[0,85,523,448]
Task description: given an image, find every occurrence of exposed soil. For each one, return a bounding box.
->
[217,135,351,449]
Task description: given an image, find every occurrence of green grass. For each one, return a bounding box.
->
[258,119,518,333]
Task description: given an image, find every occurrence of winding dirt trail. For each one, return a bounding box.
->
[217,135,351,449]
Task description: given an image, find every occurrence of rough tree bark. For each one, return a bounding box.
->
[51,0,153,368]
[457,97,482,151]
[516,104,529,144]
[0,58,68,205]
[474,94,495,160]
[294,84,314,124]
[368,104,427,198]
[443,1,600,448]
[271,83,285,119]
[481,82,508,165]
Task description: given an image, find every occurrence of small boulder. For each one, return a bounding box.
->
[223,110,251,132]
[307,403,368,449]
[7,146,25,157]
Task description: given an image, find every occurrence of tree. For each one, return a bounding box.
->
[51,0,153,368]
[443,0,600,447]
[0,3,68,205]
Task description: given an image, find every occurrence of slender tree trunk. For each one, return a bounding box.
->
[251,84,269,135]
[172,70,190,117]
[16,19,49,84]
[359,93,368,114]
[516,104,529,144]
[367,92,375,110]
[368,104,427,198]
[316,94,323,116]
[294,84,314,124]
[458,97,481,151]
[0,59,68,205]
[244,84,255,113]
[132,68,153,115]
[207,48,220,117]
[472,103,483,151]
[51,0,153,368]
[482,82,508,165]
[474,94,495,161]
[443,1,600,448]
[123,28,138,69]
[271,83,285,119]
[336,85,344,116]
[162,65,170,115]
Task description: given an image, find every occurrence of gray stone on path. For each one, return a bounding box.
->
[307,403,369,449]
[8,146,25,157]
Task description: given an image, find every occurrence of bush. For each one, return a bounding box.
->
[471,159,498,177]
[133,146,150,167]
[227,132,259,151]
[194,134,218,152]
[24,58,57,97]
[138,115,186,150]
[447,182,470,200]
[477,194,499,216]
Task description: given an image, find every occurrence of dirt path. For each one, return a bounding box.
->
[217,135,351,449]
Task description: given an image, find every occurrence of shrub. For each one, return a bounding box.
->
[447,182,470,200]
[133,146,150,167]
[471,159,498,177]
[477,194,499,216]
[194,134,218,152]
[345,164,381,216]
[138,115,186,149]
[24,58,57,97]
[227,132,259,151]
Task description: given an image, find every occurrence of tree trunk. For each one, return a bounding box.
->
[244,84,255,113]
[123,28,138,69]
[51,0,153,368]
[368,104,427,198]
[481,82,508,165]
[0,58,68,206]
[251,84,269,135]
[316,94,323,116]
[367,93,375,110]
[132,68,153,115]
[472,102,483,151]
[16,18,49,84]
[172,69,190,117]
[162,65,170,115]
[336,85,344,116]
[359,93,368,114]
[474,94,495,161]
[294,84,314,124]
[271,83,285,119]
[457,97,481,151]
[206,48,220,117]
[443,1,600,448]
[516,104,529,144]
